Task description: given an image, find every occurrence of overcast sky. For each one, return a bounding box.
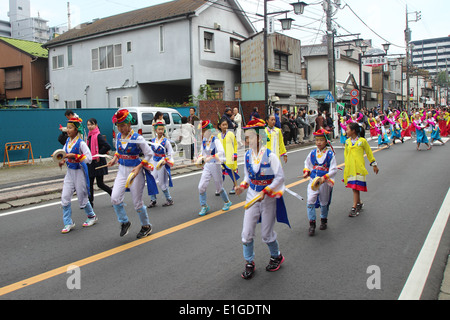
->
[0,0,448,54]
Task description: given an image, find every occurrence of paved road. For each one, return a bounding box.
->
[0,137,449,302]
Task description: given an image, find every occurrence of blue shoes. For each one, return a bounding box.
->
[198,205,210,216]
[222,201,232,211]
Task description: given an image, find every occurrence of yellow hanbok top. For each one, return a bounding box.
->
[264,126,287,159]
[343,137,376,185]
[217,130,238,171]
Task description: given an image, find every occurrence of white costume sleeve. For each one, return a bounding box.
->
[79,141,92,164]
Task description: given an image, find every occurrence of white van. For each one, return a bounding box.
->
[112,106,182,147]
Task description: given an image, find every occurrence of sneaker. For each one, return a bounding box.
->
[356,202,364,213]
[241,261,255,280]
[148,200,157,208]
[82,215,98,227]
[136,225,152,239]
[61,223,75,234]
[198,205,210,216]
[308,220,316,236]
[319,218,328,230]
[349,207,359,217]
[222,201,232,211]
[120,221,132,237]
[215,192,220,196]
[229,189,236,195]
[162,199,174,207]
[266,254,284,272]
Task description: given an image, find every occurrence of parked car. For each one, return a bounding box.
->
[112,106,182,148]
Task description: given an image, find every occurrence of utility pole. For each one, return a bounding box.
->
[405,5,411,113]
[325,0,336,136]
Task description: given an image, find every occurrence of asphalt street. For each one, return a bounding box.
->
[0,137,449,302]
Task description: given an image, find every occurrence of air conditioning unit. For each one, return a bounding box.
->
[122,95,132,108]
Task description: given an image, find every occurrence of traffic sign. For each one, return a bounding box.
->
[350,89,359,97]
[324,91,335,103]
[351,98,359,106]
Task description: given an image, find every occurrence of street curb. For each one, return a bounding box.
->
[439,255,450,300]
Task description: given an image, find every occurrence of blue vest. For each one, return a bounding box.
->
[117,132,142,167]
[309,149,333,179]
[64,137,83,170]
[245,149,274,192]
[202,136,217,156]
[151,137,168,161]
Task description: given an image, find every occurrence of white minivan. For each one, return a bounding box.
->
[112,106,182,147]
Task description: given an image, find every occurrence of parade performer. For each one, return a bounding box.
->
[302,129,337,236]
[427,112,445,145]
[344,122,379,217]
[399,111,411,139]
[368,114,378,139]
[59,116,97,233]
[148,121,174,207]
[438,109,449,137]
[346,112,365,137]
[108,109,155,238]
[196,120,232,216]
[412,111,431,151]
[265,114,288,164]
[386,110,403,144]
[217,118,240,194]
[235,119,289,280]
[375,116,390,148]
[339,116,348,145]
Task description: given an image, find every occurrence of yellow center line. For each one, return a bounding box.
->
[0,146,385,297]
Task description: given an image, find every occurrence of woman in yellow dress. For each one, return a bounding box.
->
[264,114,287,164]
[344,122,379,217]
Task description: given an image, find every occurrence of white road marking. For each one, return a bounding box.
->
[398,187,450,300]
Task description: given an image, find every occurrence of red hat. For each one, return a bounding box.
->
[243,118,266,130]
[313,128,330,137]
[152,120,165,127]
[112,109,130,124]
[282,109,288,114]
[198,120,213,130]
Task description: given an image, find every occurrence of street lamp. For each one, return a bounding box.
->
[279,14,295,30]
[290,1,308,15]
[383,43,391,54]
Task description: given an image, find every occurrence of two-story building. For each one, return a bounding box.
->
[43,0,256,109]
[240,32,308,113]
[0,36,49,107]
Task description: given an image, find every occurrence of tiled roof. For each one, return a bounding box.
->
[0,36,48,58]
[44,0,208,47]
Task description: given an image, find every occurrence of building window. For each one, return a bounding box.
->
[127,41,132,52]
[204,32,214,52]
[67,45,73,66]
[159,25,165,53]
[4,67,22,90]
[274,52,288,71]
[363,72,370,87]
[91,44,122,71]
[65,100,82,109]
[52,54,64,70]
[230,38,240,59]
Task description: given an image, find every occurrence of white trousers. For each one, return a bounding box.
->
[241,188,277,245]
[198,163,223,194]
[306,180,333,206]
[150,159,170,191]
[61,168,89,208]
[111,165,145,210]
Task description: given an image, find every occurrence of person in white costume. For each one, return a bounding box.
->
[235,118,290,280]
[196,120,232,216]
[59,116,97,234]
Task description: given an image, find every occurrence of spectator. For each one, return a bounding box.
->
[179,116,196,162]
[306,110,318,141]
[295,109,308,144]
[233,107,243,147]
[274,108,281,128]
[289,113,299,144]
[221,106,237,131]
[249,107,260,121]
[58,109,76,145]
[315,111,325,130]
[281,110,291,145]
[188,107,200,125]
